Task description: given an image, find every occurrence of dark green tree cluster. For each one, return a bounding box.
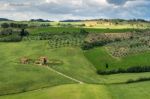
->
[97,66,150,75]
[0,29,13,36]
[1,23,28,28]
[81,40,111,50]
[0,29,22,42]
[1,23,9,28]
[0,28,29,42]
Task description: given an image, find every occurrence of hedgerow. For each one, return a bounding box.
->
[97,66,150,75]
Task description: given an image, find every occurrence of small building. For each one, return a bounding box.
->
[39,57,48,65]
[20,57,29,64]
[35,56,48,65]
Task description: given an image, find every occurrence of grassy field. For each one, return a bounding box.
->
[27,27,137,36]
[1,20,150,29]
[0,40,105,95]
[1,81,150,99]
[1,20,147,36]
[103,72,150,84]
[1,41,150,95]
[84,47,150,71]
[0,41,76,95]
[0,84,111,99]
[1,26,150,99]
[46,47,103,83]
[108,81,150,99]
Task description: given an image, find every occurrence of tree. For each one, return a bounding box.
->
[20,29,29,37]
[80,29,89,35]
[106,63,109,69]
[1,23,9,28]
[0,29,13,35]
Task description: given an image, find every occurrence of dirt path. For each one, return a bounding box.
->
[45,66,84,84]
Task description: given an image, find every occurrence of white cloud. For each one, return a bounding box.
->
[0,0,149,20]
[123,0,150,8]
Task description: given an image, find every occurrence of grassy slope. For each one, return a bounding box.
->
[108,81,150,99]
[46,47,103,83]
[0,41,106,95]
[103,72,150,84]
[1,41,150,98]
[0,84,111,99]
[1,81,150,99]
[0,41,75,95]
[30,41,150,84]
[84,47,150,71]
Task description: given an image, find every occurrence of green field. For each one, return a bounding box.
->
[1,81,150,99]
[108,81,150,99]
[1,21,150,99]
[1,20,150,29]
[0,40,150,98]
[27,27,139,36]
[0,84,111,99]
[84,47,150,71]
[1,20,149,36]
[0,41,76,95]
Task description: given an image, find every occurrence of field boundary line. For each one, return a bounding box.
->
[45,66,84,84]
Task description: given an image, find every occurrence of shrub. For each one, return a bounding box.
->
[106,63,109,69]
[0,29,23,42]
[126,77,150,84]
[0,29,13,36]
[80,29,89,36]
[97,66,150,75]
[126,79,135,83]
[0,35,22,42]
[81,40,109,50]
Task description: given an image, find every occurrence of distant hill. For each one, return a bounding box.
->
[84,18,150,23]
[60,20,82,22]
[0,18,12,21]
[60,19,150,23]
[30,19,53,22]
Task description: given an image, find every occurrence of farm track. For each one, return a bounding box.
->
[45,66,84,84]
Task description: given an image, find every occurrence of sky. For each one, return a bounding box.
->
[0,0,150,21]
